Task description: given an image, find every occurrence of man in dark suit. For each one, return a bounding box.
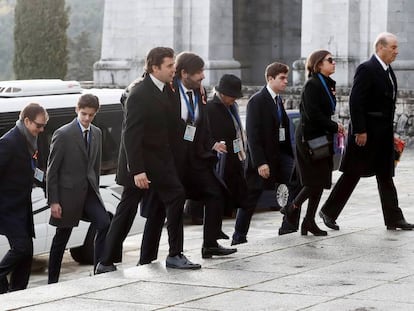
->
[100,47,200,271]
[0,103,48,294]
[231,62,301,246]
[47,94,111,283]
[319,32,414,231]
[164,52,236,259]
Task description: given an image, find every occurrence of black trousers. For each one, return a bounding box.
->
[101,187,142,265]
[184,168,224,247]
[320,173,404,225]
[234,153,299,239]
[0,235,33,293]
[48,189,110,283]
[139,181,186,264]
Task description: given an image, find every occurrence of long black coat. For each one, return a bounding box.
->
[340,55,396,178]
[245,86,294,190]
[206,94,247,209]
[295,74,338,189]
[116,74,182,217]
[0,126,35,238]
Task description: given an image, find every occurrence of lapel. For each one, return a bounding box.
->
[261,87,279,126]
[69,118,89,159]
[88,126,98,162]
[371,55,396,101]
[145,74,169,110]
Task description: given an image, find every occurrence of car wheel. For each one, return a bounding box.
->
[275,183,289,208]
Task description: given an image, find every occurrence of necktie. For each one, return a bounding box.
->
[386,68,395,100]
[275,95,283,122]
[84,129,89,148]
[186,91,194,123]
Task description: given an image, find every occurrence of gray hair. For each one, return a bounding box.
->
[374,32,397,52]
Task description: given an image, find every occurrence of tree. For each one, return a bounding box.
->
[66,31,96,81]
[13,0,69,79]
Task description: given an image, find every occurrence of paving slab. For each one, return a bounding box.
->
[1,150,414,310]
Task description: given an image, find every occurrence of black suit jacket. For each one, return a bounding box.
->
[0,126,35,238]
[245,86,294,189]
[166,78,222,199]
[167,78,217,173]
[340,55,397,177]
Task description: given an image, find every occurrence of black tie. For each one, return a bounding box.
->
[186,91,194,123]
[275,95,283,122]
[386,68,395,99]
[84,129,89,148]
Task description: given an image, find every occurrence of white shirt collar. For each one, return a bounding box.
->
[77,119,90,132]
[266,84,278,101]
[374,53,388,71]
[149,74,165,92]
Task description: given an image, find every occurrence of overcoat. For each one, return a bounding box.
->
[340,55,396,178]
[0,126,35,238]
[245,86,294,190]
[206,94,247,210]
[116,74,182,218]
[47,118,104,227]
[295,74,338,189]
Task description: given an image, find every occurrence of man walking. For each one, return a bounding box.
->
[319,32,414,231]
[47,94,111,283]
[0,103,48,293]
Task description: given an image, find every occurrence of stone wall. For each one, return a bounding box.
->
[226,85,414,147]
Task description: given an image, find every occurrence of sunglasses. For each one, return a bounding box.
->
[32,120,47,129]
[324,57,335,64]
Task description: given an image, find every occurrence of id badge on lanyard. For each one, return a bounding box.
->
[184,124,196,142]
[233,137,242,153]
[279,127,286,142]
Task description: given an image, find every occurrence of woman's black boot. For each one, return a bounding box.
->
[301,218,328,236]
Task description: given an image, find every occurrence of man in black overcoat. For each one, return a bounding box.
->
[231,62,301,245]
[319,32,414,230]
[0,103,48,293]
[97,47,200,272]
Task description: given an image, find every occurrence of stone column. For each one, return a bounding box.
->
[93,0,175,87]
[94,0,240,88]
[185,0,240,86]
[293,0,391,87]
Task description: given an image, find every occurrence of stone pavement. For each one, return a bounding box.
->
[2,150,414,310]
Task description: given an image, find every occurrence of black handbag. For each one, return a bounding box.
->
[306,135,331,160]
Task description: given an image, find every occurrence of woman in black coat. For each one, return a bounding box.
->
[293,50,344,236]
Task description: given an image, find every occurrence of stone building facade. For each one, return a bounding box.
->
[94,0,414,142]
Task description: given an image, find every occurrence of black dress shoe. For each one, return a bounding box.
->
[319,210,340,230]
[278,228,297,235]
[95,262,117,274]
[218,231,230,240]
[386,219,414,230]
[202,244,237,259]
[166,254,201,269]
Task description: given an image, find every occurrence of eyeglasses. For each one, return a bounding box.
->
[324,57,335,64]
[32,120,47,129]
